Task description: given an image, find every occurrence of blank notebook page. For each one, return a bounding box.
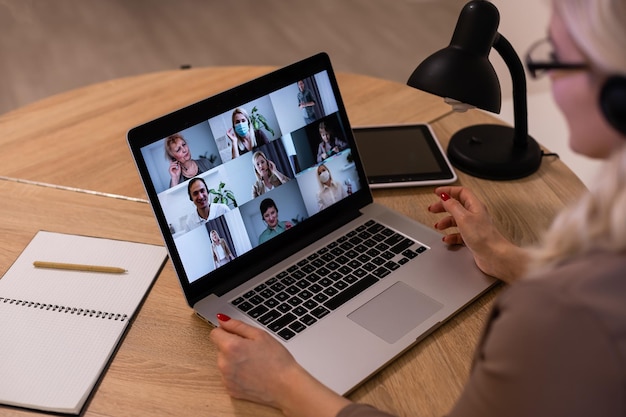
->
[0,231,167,414]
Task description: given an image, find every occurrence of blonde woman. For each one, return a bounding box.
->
[316,164,350,210]
[210,230,235,268]
[251,151,290,198]
[210,0,626,416]
[227,107,269,159]
[165,133,212,187]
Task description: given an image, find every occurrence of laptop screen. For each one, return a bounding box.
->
[128,54,372,304]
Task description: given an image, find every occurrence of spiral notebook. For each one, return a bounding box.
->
[0,231,167,415]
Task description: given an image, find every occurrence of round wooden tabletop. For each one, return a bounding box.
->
[0,67,586,417]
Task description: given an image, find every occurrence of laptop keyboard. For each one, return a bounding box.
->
[230,219,428,341]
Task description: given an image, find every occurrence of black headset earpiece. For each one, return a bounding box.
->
[600,75,626,136]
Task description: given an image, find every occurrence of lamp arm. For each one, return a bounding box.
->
[492,33,529,148]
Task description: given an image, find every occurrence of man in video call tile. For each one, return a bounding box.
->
[297,80,316,125]
[185,177,231,231]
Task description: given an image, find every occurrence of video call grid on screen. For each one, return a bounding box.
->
[139,70,362,284]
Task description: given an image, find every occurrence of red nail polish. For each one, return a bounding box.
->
[440,192,451,201]
[216,313,231,322]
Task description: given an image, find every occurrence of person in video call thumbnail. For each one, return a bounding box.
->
[252,151,291,198]
[185,177,231,232]
[258,198,293,245]
[165,133,213,187]
[316,164,351,210]
[227,107,270,159]
[297,80,317,124]
[316,121,348,163]
[210,229,235,268]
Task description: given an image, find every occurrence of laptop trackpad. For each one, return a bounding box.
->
[348,282,443,344]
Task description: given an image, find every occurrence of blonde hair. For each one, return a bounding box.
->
[252,151,268,180]
[316,164,333,188]
[529,144,626,270]
[164,133,185,160]
[554,0,626,74]
[528,0,626,271]
[232,107,258,148]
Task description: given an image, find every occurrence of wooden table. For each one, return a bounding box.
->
[0,67,586,417]
[0,67,450,200]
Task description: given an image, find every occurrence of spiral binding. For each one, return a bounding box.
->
[0,297,128,321]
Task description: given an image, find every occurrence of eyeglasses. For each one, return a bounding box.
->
[525,38,588,79]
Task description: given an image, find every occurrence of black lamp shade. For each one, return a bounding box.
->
[406,0,542,180]
[408,48,501,113]
[408,1,502,113]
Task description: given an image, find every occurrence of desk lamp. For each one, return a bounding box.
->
[407,0,542,180]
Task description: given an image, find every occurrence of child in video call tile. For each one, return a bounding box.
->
[258,198,293,245]
[185,177,231,231]
[210,230,235,268]
[166,133,213,187]
[297,80,317,124]
[316,121,348,163]
[227,107,270,159]
[252,151,291,198]
[316,164,351,210]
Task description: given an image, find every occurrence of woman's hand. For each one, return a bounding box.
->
[428,186,528,284]
[210,315,351,417]
[227,128,240,159]
[169,160,181,185]
[210,316,297,407]
[268,160,278,174]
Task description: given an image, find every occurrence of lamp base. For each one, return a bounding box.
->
[447,124,542,180]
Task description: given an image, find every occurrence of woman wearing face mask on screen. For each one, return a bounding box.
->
[210,0,626,416]
[316,164,351,210]
[227,107,269,159]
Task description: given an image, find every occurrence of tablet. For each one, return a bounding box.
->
[353,124,457,188]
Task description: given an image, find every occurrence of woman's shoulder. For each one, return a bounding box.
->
[513,251,625,297]
[255,129,269,144]
[449,252,626,417]
[195,157,213,171]
[501,251,626,338]
[466,252,626,416]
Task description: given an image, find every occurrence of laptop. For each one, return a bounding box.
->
[127,53,495,395]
